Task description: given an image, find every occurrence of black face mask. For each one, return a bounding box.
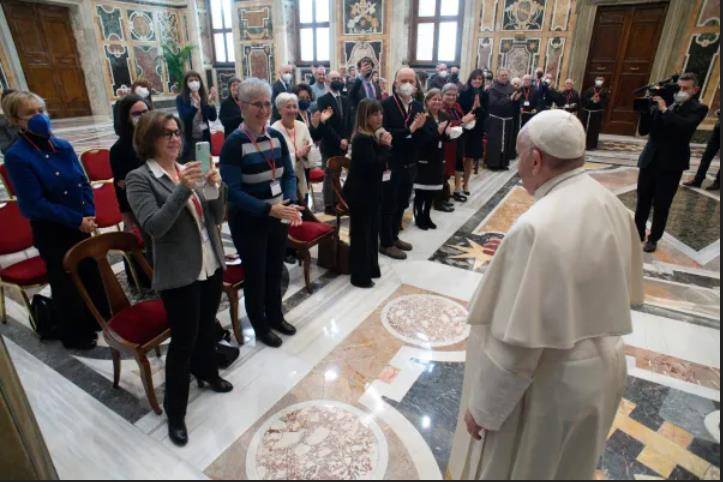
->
[537,72,544,79]
[330,80,345,92]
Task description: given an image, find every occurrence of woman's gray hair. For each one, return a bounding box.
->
[442,83,459,94]
[238,77,272,102]
[275,92,298,111]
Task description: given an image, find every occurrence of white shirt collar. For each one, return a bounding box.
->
[147,159,181,179]
[533,167,587,201]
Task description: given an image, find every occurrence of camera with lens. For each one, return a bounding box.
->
[633,75,680,113]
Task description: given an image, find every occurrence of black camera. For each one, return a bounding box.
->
[633,75,680,113]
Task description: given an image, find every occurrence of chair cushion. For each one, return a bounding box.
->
[288,221,334,243]
[0,256,47,286]
[223,264,246,285]
[309,167,325,183]
[108,300,168,345]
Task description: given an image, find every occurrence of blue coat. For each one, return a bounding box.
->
[4,135,94,228]
[176,95,218,155]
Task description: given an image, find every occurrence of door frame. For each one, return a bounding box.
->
[0,0,111,117]
[569,0,694,124]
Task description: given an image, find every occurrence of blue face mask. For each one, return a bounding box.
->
[27,113,52,138]
[299,100,311,111]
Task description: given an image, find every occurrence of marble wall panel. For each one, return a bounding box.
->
[197,8,214,67]
[477,37,494,70]
[343,0,384,36]
[238,5,273,42]
[96,5,124,41]
[683,33,720,95]
[127,9,157,42]
[344,41,383,73]
[502,0,547,31]
[544,36,565,84]
[480,0,499,32]
[498,37,541,78]
[133,45,165,92]
[104,44,133,93]
[550,0,572,31]
[697,0,721,27]
[216,68,237,99]
[243,44,275,82]
[158,11,182,47]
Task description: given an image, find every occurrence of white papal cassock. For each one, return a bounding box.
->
[448,167,644,480]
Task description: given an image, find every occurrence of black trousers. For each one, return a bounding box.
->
[414,190,437,224]
[30,220,108,344]
[159,269,222,420]
[692,126,720,184]
[229,213,288,336]
[381,165,416,248]
[635,166,683,243]
[349,204,381,285]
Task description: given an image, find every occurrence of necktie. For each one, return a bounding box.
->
[336,95,343,117]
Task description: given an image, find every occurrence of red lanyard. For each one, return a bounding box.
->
[393,95,412,125]
[524,88,531,101]
[243,125,277,181]
[21,133,57,154]
[175,166,204,221]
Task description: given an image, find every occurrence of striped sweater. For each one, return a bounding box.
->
[220,124,297,218]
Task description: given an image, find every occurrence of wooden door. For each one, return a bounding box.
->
[2,0,91,118]
[583,2,669,135]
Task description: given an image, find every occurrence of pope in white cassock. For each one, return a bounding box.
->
[448,110,645,480]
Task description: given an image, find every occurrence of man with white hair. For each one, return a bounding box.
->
[448,110,644,479]
[310,66,328,100]
[554,78,580,115]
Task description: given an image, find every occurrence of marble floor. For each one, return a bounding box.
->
[0,119,720,480]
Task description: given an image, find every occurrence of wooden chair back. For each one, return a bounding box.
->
[326,156,350,213]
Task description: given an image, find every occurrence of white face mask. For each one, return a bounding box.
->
[439,70,449,79]
[398,82,416,98]
[595,80,604,87]
[131,116,141,127]
[188,80,201,92]
[674,91,691,104]
[282,73,293,84]
[135,87,150,99]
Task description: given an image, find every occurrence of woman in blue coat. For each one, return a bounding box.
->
[176,71,218,163]
[1,91,108,350]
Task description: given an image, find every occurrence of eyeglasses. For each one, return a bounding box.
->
[244,101,272,111]
[130,110,149,117]
[162,129,182,139]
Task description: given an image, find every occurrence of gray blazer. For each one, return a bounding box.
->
[126,162,226,291]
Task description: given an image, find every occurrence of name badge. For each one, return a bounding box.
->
[438,141,444,149]
[382,170,392,183]
[270,181,282,197]
[524,101,531,107]
[406,134,413,139]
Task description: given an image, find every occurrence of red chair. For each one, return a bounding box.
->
[0,201,47,328]
[288,210,336,294]
[92,183,123,231]
[222,264,245,345]
[0,163,15,198]
[63,232,170,415]
[80,149,113,182]
[210,130,225,157]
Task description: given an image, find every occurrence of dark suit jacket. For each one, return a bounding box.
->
[382,94,426,169]
[316,92,353,158]
[349,77,382,110]
[271,80,293,121]
[638,99,709,172]
[219,96,243,134]
[344,133,390,209]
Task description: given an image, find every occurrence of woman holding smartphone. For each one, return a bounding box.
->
[344,98,392,288]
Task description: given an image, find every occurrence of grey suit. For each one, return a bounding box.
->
[126,163,226,292]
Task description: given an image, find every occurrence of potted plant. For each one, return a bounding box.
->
[163,42,195,93]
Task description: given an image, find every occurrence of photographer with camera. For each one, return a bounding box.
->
[634,73,709,253]
[684,109,720,191]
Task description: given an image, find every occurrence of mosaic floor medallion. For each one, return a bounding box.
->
[246,401,388,480]
[381,294,470,348]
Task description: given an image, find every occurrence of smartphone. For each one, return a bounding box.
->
[195,142,211,174]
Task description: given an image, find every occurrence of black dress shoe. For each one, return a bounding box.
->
[427,219,438,230]
[416,220,429,230]
[272,320,297,336]
[257,331,283,348]
[168,418,188,447]
[434,204,455,213]
[706,181,720,191]
[463,190,471,197]
[643,241,658,253]
[683,180,703,188]
[284,253,298,264]
[197,377,234,393]
[453,193,467,202]
[351,279,375,289]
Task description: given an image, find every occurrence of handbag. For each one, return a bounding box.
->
[30,294,61,340]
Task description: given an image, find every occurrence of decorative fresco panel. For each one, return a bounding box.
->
[216,68,237,100]
[697,0,720,27]
[480,0,499,32]
[502,0,547,31]
[550,0,572,31]
[96,5,124,41]
[0,61,7,91]
[238,6,273,42]
[683,33,720,95]
[128,10,157,42]
[243,44,275,82]
[133,45,164,92]
[197,9,214,66]
[343,0,384,36]
[158,11,182,48]
[544,37,565,84]
[344,41,383,72]
[498,37,541,78]
[477,37,494,69]
[104,44,133,94]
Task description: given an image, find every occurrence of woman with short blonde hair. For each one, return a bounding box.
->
[271,92,314,202]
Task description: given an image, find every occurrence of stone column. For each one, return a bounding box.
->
[388,0,412,71]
